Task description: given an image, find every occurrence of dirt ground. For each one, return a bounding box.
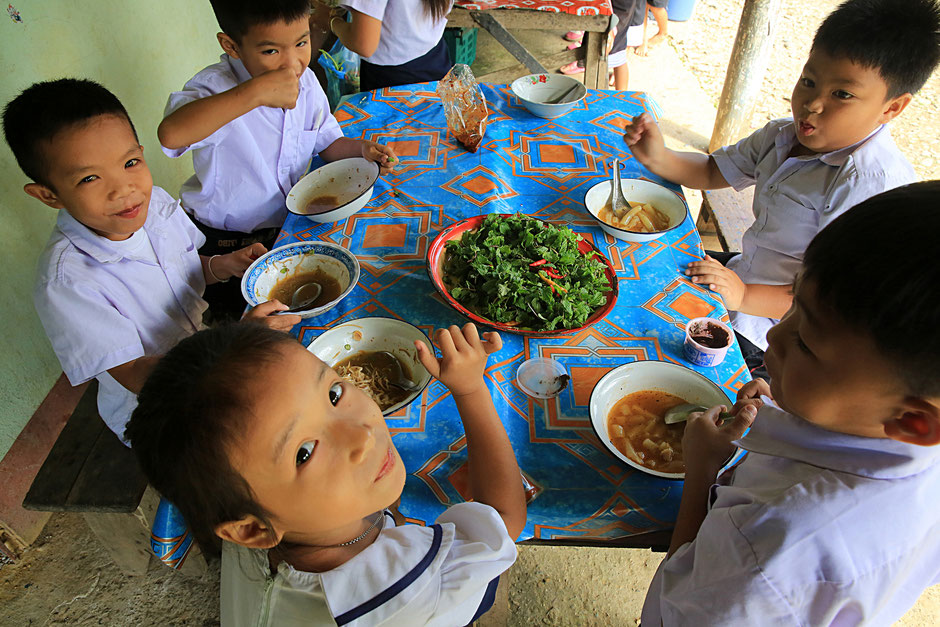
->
[3,2,939,625]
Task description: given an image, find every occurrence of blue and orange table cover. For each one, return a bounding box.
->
[278,83,750,542]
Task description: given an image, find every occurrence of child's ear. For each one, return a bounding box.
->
[217,32,241,60]
[883,398,940,446]
[24,183,65,209]
[878,92,913,124]
[215,515,281,549]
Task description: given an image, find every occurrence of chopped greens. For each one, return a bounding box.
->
[443,213,612,331]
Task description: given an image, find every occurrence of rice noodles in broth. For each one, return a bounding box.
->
[334,351,411,411]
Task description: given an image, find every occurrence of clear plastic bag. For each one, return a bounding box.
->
[318,38,360,110]
[436,64,488,152]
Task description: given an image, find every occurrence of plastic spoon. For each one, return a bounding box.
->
[664,403,734,425]
[609,158,631,219]
[285,282,322,313]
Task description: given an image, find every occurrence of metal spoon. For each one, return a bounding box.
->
[379,351,421,392]
[286,281,322,313]
[549,82,582,105]
[610,158,631,219]
[664,403,735,425]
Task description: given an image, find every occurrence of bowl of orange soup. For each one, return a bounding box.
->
[588,361,731,479]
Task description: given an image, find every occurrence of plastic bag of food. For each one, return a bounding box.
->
[436,64,488,152]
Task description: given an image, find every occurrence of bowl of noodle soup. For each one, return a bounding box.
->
[307,317,433,416]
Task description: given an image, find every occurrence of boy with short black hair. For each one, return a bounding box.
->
[159,0,396,319]
[2,78,297,442]
[642,181,940,624]
[625,0,940,380]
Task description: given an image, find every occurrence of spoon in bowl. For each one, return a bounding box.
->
[379,351,421,392]
[285,281,323,313]
[609,158,631,219]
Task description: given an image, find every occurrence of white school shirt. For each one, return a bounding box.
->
[33,187,207,442]
[163,55,344,233]
[641,402,940,626]
[221,502,516,626]
[711,120,916,350]
[340,0,453,66]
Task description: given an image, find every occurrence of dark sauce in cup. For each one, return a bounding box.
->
[689,320,730,349]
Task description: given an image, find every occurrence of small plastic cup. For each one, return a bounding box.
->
[683,317,733,367]
[516,358,569,399]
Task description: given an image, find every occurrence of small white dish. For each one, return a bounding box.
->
[307,317,433,416]
[286,157,379,223]
[240,242,359,319]
[583,178,689,243]
[588,360,731,479]
[516,358,569,399]
[510,73,587,119]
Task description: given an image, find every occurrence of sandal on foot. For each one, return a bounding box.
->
[564,30,584,42]
[560,60,585,75]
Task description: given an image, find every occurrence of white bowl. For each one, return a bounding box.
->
[584,178,689,243]
[240,242,359,318]
[510,73,587,119]
[588,361,731,479]
[286,157,379,223]
[307,317,433,416]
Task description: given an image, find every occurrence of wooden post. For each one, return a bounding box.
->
[708,0,783,153]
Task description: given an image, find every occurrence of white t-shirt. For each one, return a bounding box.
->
[221,502,516,626]
[33,187,207,442]
[341,0,453,66]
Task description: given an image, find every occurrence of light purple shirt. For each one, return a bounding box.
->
[33,187,207,442]
[712,120,916,349]
[642,402,940,626]
[341,0,452,66]
[163,55,344,233]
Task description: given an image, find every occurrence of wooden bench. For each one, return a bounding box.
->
[696,187,755,253]
[22,380,157,574]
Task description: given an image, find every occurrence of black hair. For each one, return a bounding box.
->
[2,78,138,189]
[208,0,311,43]
[422,0,451,21]
[801,180,940,397]
[812,0,940,98]
[125,323,299,554]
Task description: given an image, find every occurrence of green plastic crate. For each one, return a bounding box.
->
[444,27,477,66]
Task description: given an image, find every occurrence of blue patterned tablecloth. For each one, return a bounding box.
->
[278,83,750,542]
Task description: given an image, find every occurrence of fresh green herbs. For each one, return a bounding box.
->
[443,213,611,331]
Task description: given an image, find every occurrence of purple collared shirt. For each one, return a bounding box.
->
[163,55,344,233]
[642,402,940,626]
[711,119,916,349]
[33,187,207,442]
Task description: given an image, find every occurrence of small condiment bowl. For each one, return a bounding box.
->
[516,358,569,399]
[588,360,732,479]
[683,317,733,367]
[306,317,433,416]
[241,242,359,318]
[510,73,587,119]
[286,157,379,223]
[583,178,689,243]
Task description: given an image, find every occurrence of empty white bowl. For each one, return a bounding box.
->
[241,241,359,318]
[584,178,689,243]
[588,360,731,479]
[286,157,379,223]
[307,317,433,416]
[510,73,587,119]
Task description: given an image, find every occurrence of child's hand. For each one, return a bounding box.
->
[241,300,301,331]
[735,378,771,406]
[685,255,747,310]
[220,243,267,279]
[682,403,757,477]
[415,323,502,398]
[361,140,398,175]
[623,112,666,168]
[249,67,301,109]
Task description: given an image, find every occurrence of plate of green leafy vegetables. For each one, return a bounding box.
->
[427,213,618,335]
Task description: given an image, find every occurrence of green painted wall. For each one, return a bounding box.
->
[0,1,222,459]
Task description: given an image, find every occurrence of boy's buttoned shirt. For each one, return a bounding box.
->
[34,187,207,441]
[642,403,940,626]
[163,56,344,233]
[711,120,916,349]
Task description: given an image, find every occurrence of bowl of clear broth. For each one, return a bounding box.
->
[306,317,433,416]
[583,178,689,243]
[241,241,359,318]
[588,360,731,479]
[286,157,380,224]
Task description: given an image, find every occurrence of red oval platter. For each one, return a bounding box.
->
[425,214,619,336]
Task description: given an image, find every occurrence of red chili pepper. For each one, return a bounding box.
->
[544,269,566,279]
[529,259,548,267]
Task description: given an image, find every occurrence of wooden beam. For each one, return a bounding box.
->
[708,0,783,152]
[476,49,579,85]
[448,7,609,32]
[472,12,547,74]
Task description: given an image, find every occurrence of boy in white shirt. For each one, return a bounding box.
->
[2,79,298,442]
[642,181,940,625]
[159,0,397,319]
[624,0,939,380]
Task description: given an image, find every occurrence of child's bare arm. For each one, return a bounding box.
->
[319,137,398,175]
[108,356,162,395]
[200,243,266,285]
[685,256,793,317]
[416,324,527,539]
[624,113,729,190]
[330,8,383,58]
[158,68,300,150]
